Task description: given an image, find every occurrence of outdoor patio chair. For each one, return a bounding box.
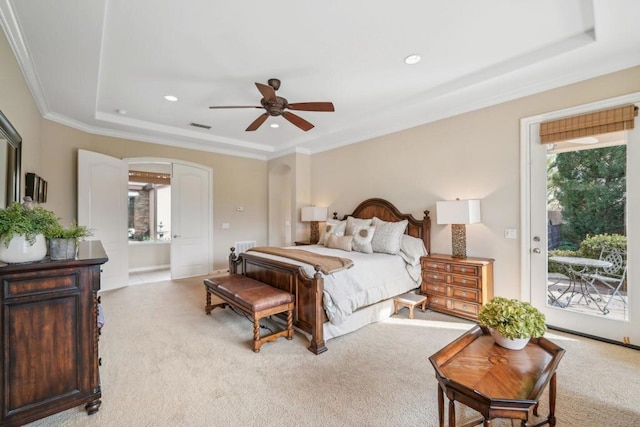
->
[580,247,627,315]
[547,271,570,307]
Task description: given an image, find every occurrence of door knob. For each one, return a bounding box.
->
[533,248,541,254]
[533,236,541,242]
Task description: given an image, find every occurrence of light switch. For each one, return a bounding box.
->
[504,228,517,239]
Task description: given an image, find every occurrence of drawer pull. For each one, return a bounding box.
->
[432,274,438,279]
[461,291,467,297]
[461,267,467,273]
[434,286,439,291]
[461,279,467,284]
[432,263,438,268]
[463,305,468,310]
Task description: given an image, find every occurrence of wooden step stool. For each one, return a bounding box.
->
[393,292,427,319]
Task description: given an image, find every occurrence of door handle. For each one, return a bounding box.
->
[533,248,541,254]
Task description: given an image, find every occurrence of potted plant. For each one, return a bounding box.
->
[0,202,61,263]
[478,297,547,350]
[46,222,93,261]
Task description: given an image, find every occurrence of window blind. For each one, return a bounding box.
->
[539,104,638,144]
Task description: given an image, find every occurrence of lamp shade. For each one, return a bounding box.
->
[436,199,481,225]
[301,206,327,222]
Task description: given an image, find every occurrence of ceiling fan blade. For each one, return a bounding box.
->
[255,82,277,102]
[287,102,335,112]
[245,113,269,131]
[282,111,314,131]
[209,105,262,109]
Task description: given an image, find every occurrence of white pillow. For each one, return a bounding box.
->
[399,234,427,266]
[345,216,373,236]
[351,225,376,254]
[326,234,353,252]
[370,217,408,255]
[318,219,346,245]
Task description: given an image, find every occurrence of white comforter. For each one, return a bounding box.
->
[245,245,422,325]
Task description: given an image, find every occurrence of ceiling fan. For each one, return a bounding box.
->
[209,78,335,132]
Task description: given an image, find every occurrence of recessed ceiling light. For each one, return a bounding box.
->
[164,95,178,102]
[270,123,279,128]
[404,54,421,65]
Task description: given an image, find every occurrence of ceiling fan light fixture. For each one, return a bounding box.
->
[270,123,279,128]
[164,95,178,102]
[404,54,421,65]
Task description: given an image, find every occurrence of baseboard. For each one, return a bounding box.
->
[129,264,170,273]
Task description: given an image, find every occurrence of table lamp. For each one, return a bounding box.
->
[436,199,481,258]
[301,206,327,244]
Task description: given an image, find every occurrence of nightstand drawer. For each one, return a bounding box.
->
[451,275,478,288]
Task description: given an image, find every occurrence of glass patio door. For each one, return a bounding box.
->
[525,96,639,346]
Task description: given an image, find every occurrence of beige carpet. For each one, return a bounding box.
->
[27,275,640,427]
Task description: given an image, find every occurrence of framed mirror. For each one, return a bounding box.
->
[0,111,22,208]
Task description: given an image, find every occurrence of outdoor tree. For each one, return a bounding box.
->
[550,145,626,248]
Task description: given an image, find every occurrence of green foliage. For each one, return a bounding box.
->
[46,221,93,240]
[0,202,61,247]
[550,146,626,247]
[578,233,627,259]
[478,297,547,340]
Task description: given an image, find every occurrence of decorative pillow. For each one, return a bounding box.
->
[318,219,346,245]
[326,234,353,252]
[351,225,376,254]
[399,234,427,266]
[370,217,408,255]
[345,216,373,236]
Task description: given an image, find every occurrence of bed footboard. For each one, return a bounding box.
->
[229,249,327,355]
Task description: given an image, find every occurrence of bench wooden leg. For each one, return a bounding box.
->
[204,290,227,314]
[286,309,293,340]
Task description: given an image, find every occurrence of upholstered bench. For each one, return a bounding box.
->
[204,274,294,352]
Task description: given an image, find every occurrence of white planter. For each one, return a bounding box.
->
[488,327,530,350]
[0,233,48,263]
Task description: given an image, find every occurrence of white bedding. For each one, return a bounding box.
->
[245,245,422,325]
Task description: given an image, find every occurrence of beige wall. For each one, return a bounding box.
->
[311,66,640,299]
[0,29,42,179]
[38,120,268,270]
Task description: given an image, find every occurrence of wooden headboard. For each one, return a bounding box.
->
[334,198,431,254]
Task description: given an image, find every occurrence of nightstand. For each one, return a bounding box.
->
[294,241,312,246]
[420,253,494,320]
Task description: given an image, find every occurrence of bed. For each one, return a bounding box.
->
[229,198,431,354]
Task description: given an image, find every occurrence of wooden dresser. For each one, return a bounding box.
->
[420,253,494,320]
[0,241,108,427]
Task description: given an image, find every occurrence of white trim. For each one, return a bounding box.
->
[520,92,640,301]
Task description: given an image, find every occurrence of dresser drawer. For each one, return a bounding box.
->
[451,286,479,302]
[425,282,447,296]
[451,264,479,276]
[424,271,448,283]
[450,299,480,317]
[428,295,448,310]
[451,274,478,288]
[422,260,447,272]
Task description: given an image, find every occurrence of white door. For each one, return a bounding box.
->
[78,150,129,291]
[525,96,639,345]
[170,163,212,279]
